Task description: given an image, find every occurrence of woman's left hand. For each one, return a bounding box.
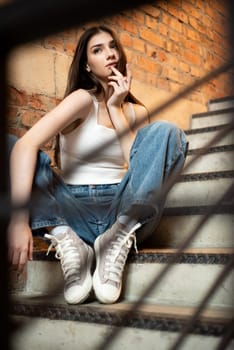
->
[107,64,132,108]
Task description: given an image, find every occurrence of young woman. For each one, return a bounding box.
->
[7,25,187,305]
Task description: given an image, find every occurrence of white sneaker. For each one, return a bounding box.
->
[45,228,93,304]
[93,221,141,304]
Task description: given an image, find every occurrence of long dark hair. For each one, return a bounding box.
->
[64,25,139,103]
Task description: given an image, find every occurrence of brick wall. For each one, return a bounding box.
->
[7,0,233,159]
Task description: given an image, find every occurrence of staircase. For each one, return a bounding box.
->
[9,96,234,350]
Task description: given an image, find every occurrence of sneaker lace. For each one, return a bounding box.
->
[44,233,81,282]
[104,223,141,284]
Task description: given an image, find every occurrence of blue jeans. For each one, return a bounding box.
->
[7,121,188,246]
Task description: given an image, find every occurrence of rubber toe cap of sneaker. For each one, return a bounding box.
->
[64,283,92,304]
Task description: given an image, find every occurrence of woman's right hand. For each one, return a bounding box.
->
[7,220,33,273]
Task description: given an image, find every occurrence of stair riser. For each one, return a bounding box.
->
[124,263,233,308]
[191,112,233,128]
[150,214,234,248]
[11,260,233,309]
[11,315,234,350]
[183,151,234,173]
[166,178,233,207]
[186,130,234,150]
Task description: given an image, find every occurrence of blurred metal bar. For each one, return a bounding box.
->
[215,319,234,350]
[0,0,152,51]
[0,53,10,350]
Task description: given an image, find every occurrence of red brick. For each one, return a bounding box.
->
[28,94,57,112]
[21,110,42,128]
[158,23,169,36]
[139,27,165,49]
[118,17,138,35]
[140,4,160,18]
[7,106,20,126]
[183,50,201,66]
[127,9,145,24]
[64,41,77,56]
[162,13,183,33]
[44,35,65,52]
[132,37,145,53]
[8,87,28,106]
[145,15,158,30]
[137,55,163,75]
[167,4,188,24]
[120,32,132,48]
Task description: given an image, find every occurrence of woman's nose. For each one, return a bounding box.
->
[106,48,115,59]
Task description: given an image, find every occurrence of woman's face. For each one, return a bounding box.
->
[86,31,120,82]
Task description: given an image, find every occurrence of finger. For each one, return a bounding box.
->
[110,66,123,77]
[126,64,132,84]
[126,63,131,77]
[28,238,34,261]
[18,251,28,273]
[107,81,119,90]
[11,250,21,271]
[108,77,126,89]
[108,74,128,84]
[108,74,120,81]
[8,248,18,271]
[11,248,27,273]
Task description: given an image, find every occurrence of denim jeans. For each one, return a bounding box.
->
[7,121,188,246]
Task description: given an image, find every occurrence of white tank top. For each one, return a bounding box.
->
[59,95,135,185]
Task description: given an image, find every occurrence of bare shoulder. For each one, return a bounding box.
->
[65,89,93,108]
[60,89,94,134]
[60,89,94,122]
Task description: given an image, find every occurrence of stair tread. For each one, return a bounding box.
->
[185,123,232,133]
[11,294,233,324]
[137,247,234,254]
[208,95,234,104]
[191,107,234,118]
[33,237,234,255]
[32,237,234,265]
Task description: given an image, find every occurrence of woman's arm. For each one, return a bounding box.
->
[107,103,149,162]
[106,66,149,162]
[8,89,92,272]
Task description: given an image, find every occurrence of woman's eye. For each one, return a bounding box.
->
[93,47,101,54]
[110,43,117,50]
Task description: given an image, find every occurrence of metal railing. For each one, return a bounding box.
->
[0,1,233,350]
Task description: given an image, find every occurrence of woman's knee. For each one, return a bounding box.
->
[152,120,178,133]
[148,121,188,158]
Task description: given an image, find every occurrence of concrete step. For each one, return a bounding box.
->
[207,96,234,112]
[185,125,234,150]
[165,172,233,208]
[190,108,234,129]
[146,212,234,249]
[125,248,234,308]
[183,147,234,174]
[10,244,234,309]
[10,298,234,350]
